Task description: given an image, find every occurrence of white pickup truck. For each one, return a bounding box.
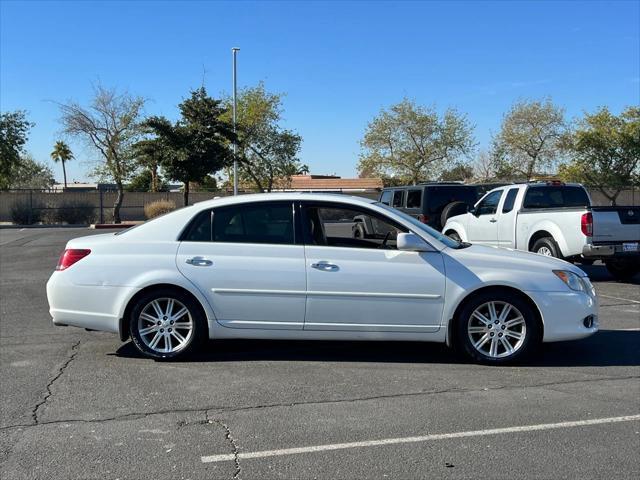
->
[442,182,640,280]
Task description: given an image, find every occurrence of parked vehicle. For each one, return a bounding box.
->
[442,182,640,280]
[47,193,598,364]
[379,182,482,232]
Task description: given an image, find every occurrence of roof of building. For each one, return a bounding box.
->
[283,175,383,191]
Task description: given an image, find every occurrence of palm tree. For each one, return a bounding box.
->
[50,141,74,189]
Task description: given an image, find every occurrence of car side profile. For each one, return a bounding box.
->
[47,193,598,364]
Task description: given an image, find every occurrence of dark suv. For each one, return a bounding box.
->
[379,182,485,231]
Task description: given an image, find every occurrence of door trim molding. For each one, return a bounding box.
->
[212,288,441,300]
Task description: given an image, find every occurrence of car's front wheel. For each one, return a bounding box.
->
[129,289,206,360]
[455,292,541,365]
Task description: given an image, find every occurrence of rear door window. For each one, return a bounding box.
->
[392,190,405,207]
[211,202,294,245]
[501,188,519,213]
[406,189,422,209]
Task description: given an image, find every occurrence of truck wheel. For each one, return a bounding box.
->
[445,231,462,242]
[441,201,468,229]
[531,237,561,259]
[605,259,640,282]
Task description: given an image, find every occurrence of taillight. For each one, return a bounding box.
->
[581,212,593,237]
[56,249,91,271]
[418,214,430,224]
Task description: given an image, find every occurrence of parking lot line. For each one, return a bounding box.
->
[599,294,640,305]
[200,414,640,463]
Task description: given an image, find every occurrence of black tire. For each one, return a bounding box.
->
[531,237,562,259]
[445,230,462,242]
[440,201,469,229]
[353,223,365,239]
[455,291,541,365]
[605,259,640,282]
[129,288,207,360]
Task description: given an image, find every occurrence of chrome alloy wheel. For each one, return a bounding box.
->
[537,246,553,256]
[138,298,193,354]
[467,301,527,359]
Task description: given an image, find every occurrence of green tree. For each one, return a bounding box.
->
[0,111,34,189]
[132,138,168,192]
[59,85,145,223]
[144,87,234,205]
[559,106,640,205]
[492,98,567,181]
[222,83,303,192]
[439,163,474,182]
[10,154,55,189]
[126,169,168,192]
[357,98,475,184]
[50,140,74,189]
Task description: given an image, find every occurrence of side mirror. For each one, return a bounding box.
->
[397,232,431,252]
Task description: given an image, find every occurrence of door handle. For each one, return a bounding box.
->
[489,218,497,223]
[311,261,339,272]
[186,256,213,267]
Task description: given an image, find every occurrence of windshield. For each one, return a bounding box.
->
[375,202,465,249]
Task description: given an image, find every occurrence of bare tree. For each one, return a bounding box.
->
[473,150,496,182]
[59,85,145,223]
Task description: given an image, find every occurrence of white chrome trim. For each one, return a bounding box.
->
[212,288,441,299]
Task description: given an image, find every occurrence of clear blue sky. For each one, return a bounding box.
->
[1,0,639,183]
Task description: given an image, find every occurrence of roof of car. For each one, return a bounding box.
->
[192,192,377,209]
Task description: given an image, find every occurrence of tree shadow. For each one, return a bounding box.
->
[113,330,640,368]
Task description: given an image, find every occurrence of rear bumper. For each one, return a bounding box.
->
[582,243,640,259]
[47,272,139,334]
[525,289,599,342]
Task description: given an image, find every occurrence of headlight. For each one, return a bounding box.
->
[553,270,587,292]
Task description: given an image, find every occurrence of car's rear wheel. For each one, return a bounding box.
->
[455,292,540,365]
[531,237,562,259]
[129,289,206,360]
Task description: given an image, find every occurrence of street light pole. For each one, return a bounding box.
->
[232,47,240,195]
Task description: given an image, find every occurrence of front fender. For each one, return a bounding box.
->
[442,220,467,241]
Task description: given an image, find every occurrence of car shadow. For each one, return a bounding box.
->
[113,330,639,368]
[579,263,640,285]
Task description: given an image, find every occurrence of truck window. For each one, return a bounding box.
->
[380,190,392,206]
[406,189,422,208]
[476,190,503,216]
[501,188,519,213]
[392,190,405,207]
[523,186,590,209]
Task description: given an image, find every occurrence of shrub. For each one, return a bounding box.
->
[10,201,44,225]
[144,199,176,219]
[53,201,96,225]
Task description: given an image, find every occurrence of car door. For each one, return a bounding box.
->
[176,201,306,330]
[301,202,446,333]
[466,189,503,245]
[497,187,520,248]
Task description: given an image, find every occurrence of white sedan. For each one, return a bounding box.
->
[47,193,598,364]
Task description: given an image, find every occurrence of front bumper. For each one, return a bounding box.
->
[525,289,599,342]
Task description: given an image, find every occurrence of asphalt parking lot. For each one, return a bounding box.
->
[1,227,639,479]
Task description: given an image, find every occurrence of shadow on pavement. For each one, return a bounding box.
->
[579,263,640,285]
[114,330,640,368]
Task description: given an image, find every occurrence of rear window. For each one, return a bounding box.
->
[392,190,405,207]
[425,186,477,214]
[406,189,422,208]
[522,186,590,209]
[380,190,392,205]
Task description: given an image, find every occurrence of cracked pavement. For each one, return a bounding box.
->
[1,228,639,479]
